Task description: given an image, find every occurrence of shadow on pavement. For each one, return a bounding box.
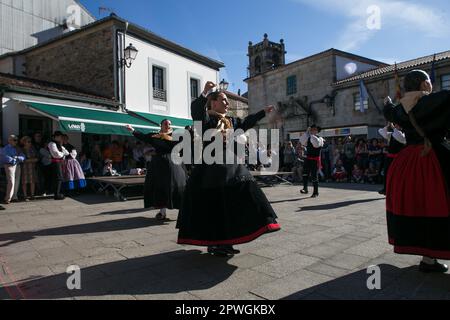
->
[296,198,384,212]
[282,264,450,300]
[68,193,143,205]
[0,217,167,247]
[94,208,152,216]
[321,182,383,192]
[270,197,312,204]
[0,250,237,299]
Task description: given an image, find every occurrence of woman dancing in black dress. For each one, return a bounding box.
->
[176,81,281,256]
[126,120,187,220]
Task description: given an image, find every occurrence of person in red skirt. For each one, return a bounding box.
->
[384,69,450,273]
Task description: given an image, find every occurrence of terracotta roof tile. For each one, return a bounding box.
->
[334,50,450,85]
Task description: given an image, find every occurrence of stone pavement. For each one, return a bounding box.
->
[0,183,449,300]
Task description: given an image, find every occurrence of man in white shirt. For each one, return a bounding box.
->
[48,131,69,200]
[299,125,325,198]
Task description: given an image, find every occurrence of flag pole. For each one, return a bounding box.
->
[359,75,382,114]
[394,62,402,102]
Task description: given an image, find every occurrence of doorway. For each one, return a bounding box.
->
[19,115,53,140]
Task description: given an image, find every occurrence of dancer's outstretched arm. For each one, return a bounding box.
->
[237,106,275,131]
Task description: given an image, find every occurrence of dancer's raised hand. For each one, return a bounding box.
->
[203,81,216,96]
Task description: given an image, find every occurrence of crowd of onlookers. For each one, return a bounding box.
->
[0,132,156,205]
[80,139,155,177]
[277,136,388,184]
[0,130,388,206]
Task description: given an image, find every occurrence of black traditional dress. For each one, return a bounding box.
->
[132,131,187,210]
[176,95,281,246]
[384,90,450,259]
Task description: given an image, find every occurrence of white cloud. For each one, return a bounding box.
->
[292,0,450,51]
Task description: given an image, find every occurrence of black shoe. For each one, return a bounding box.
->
[155,212,167,220]
[0,206,5,210]
[207,246,229,257]
[54,195,65,200]
[378,189,386,195]
[311,193,319,198]
[223,245,240,254]
[419,261,449,273]
[300,189,309,194]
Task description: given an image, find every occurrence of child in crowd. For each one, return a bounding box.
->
[352,164,364,183]
[365,162,379,184]
[332,160,347,182]
[102,159,120,177]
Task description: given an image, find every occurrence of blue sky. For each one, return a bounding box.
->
[79,0,450,93]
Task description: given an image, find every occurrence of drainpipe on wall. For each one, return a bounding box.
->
[116,22,129,113]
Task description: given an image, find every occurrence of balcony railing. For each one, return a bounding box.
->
[153,88,167,101]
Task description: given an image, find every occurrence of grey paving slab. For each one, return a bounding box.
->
[0,184,448,300]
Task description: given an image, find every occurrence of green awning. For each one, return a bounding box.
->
[26,102,160,136]
[129,111,193,129]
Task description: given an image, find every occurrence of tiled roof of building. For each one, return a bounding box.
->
[225,91,248,103]
[0,72,118,106]
[334,50,450,86]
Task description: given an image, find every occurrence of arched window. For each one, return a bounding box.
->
[272,54,280,67]
[255,56,262,74]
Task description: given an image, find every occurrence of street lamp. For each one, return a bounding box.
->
[119,42,138,112]
[121,43,138,68]
[218,79,229,92]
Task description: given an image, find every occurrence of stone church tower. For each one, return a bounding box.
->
[247,34,286,78]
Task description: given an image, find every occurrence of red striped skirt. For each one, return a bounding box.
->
[386,145,450,259]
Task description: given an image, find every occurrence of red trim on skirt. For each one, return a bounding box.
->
[389,237,450,259]
[386,145,450,218]
[386,153,397,159]
[177,223,281,246]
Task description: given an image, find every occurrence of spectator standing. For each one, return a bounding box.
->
[343,136,356,182]
[20,136,39,201]
[283,141,296,172]
[3,135,25,204]
[91,144,103,176]
[355,139,369,170]
[39,140,53,195]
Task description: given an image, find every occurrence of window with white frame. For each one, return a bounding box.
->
[441,74,450,91]
[190,78,200,101]
[152,65,167,101]
[353,93,369,111]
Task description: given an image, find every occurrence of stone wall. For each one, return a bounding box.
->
[248,52,450,141]
[228,97,249,119]
[23,26,115,99]
[247,53,336,138]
